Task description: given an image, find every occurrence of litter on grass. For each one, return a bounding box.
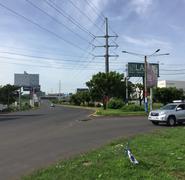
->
[124,142,139,165]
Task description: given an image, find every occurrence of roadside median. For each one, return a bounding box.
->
[56,104,147,117]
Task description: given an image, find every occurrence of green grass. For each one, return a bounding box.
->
[57,104,97,110]
[22,128,185,180]
[96,108,146,116]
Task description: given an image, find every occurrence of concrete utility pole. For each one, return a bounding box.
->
[105,17,109,73]
[59,80,61,101]
[94,17,118,73]
[144,56,148,112]
[125,64,128,105]
[19,87,21,110]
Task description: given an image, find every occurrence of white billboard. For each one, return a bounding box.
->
[14,71,40,91]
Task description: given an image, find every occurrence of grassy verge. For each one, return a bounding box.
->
[96,108,146,116]
[57,105,146,117]
[56,104,97,110]
[22,127,185,180]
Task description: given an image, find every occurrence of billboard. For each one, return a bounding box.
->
[128,62,159,77]
[14,71,40,91]
[147,62,158,87]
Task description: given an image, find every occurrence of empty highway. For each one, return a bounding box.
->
[0,101,162,180]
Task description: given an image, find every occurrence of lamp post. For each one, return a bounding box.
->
[122,49,169,112]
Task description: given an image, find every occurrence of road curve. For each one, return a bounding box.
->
[0,101,163,180]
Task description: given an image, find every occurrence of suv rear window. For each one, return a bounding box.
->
[177,104,185,110]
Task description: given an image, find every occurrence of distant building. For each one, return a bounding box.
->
[43,93,71,101]
[158,80,185,90]
[76,88,88,93]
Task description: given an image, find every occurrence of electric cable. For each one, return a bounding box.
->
[0,2,92,54]
[25,0,93,46]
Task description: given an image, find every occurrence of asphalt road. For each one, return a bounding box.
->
[0,101,164,180]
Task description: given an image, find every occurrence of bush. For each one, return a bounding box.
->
[108,98,124,109]
[21,102,32,110]
[121,104,144,111]
[88,102,95,107]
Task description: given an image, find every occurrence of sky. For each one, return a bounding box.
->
[0,0,185,94]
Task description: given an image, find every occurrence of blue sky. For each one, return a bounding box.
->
[0,0,185,93]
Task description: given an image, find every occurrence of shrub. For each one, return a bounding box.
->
[21,102,32,110]
[108,98,124,109]
[88,102,95,107]
[121,104,144,111]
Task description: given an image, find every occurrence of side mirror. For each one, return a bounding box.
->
[177,107,182,111]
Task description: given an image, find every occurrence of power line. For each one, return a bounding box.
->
[161,73,185,75]
[44,0,108,48]
[161,69,185,71]
[68,0,105,33]
[44,0,95,38]
[83,0,118,40]
[45,0,118,49]
[83,0,105,21]
[0,53,124,67]
[25,0,93,46]
[0,45,90,59]
[0,59,108,70]
[0,52,91,63]
[0,2,91,54]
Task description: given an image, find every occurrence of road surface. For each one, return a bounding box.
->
[0,101,163,180]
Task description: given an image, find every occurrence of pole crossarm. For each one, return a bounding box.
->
[94,45,118,48]
[109,55,119,57]
[95,35,118,38]
[94,55,119,58]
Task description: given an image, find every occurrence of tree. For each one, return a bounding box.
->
[0,84,19,106]
[86,71,133,109]
[153,87,185,105]
[80,91,91,106]
[70,91,91,106]
[70,93,82,106]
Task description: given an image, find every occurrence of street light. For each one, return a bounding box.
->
[122,49,169,112]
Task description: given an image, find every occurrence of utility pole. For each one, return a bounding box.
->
[19,87,21,110]
[59,80,61,101]
[105,17,109,73]
[125,64,128,105]
[144,56,148,113]
[94,17,118,73]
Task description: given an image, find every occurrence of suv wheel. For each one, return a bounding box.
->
[167,117,176,126]
[152,121,159,125]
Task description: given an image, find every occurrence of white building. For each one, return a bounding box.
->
[158,80,185,90]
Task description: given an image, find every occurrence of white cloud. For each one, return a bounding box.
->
[122,35,172,50]
[169,24,183,33]
[130,0,153,15]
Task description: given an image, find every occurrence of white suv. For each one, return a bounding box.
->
[148,103,185,126]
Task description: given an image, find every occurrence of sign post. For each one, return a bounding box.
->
[127,62,159,113]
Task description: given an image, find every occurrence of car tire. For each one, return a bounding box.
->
[151,121,159,125]
[167,117,176,126]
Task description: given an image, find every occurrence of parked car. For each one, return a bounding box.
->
[50,103,55,107]
[148,102,185,126]
[0,104,8,112]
